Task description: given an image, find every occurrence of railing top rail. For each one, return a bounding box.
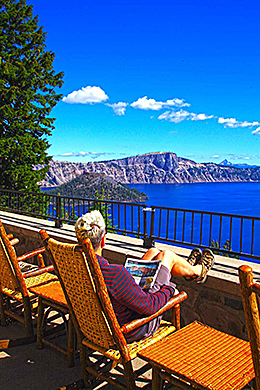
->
[150,204,260,221]
[0,188,147,208]
[57,196,147,207]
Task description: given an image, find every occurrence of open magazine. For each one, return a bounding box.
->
[124,257,162,289]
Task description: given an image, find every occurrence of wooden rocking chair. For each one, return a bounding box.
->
[0,221,57,338]
[239,264,260,390]
[39,229,188,390]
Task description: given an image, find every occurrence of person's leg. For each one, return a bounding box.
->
[142,248,203,279]
[141,248,161,261]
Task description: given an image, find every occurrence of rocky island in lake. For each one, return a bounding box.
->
[44,172,148,203]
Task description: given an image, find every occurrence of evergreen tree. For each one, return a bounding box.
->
[0,0,64,191]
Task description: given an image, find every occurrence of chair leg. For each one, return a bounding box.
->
[152,366,163,390]
[67,316,75,367]
[36,297,44,348]
[123,360,137,390]
[0,291,7,326]
[23,296,34,337]
[79,341,90,387]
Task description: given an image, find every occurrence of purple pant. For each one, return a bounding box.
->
[126,265,176,343]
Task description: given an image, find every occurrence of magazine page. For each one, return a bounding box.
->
[124,258,162,289]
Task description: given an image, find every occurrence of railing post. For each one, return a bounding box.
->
[55,195,63,228]
[143,207,155,248]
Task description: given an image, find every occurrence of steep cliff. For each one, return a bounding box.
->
[39,151,260,187]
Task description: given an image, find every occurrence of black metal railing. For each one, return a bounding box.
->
[0,188,259,261]
[148,206,260,261]
[0,189,147,239]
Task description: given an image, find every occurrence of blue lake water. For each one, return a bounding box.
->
[128,182,260,217]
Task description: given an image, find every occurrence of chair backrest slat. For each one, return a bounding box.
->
[239,265,260,390]
[46,236,116,349]
[0,235,19,291]
[0,221,27,294]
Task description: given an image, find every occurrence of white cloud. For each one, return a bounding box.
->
[158,110,189,123]
[226,153,251,160]
[252,127,260,135]
[211,155,220,158]
[218,117,260,128]
[131,97,162,110]
[130,96,190,111]
[57,151,114,159]
[62,86,109,104]
[158,110,213,123]
[58,153,76,157]
[106,102,128,116]
[190,113,214,121]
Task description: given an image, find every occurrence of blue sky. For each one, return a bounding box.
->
[33,0,260,165]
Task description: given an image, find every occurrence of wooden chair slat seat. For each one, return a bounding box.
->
[39,229,188,389]
[29,280,67,308]
[3,272,58,301]
[138,321,254,390]
[82,320,175,363]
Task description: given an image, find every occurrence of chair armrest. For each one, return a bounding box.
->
[7,233,19,246]
[253,282,260,295]
[17,247,45,262]
[23,265,54,279]
[121,291,188,334]
[10,238,19,246]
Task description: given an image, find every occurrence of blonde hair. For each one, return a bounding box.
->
[75,210,106,250]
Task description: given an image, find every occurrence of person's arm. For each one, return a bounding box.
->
[111,265,175,316]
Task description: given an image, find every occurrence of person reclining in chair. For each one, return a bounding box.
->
[75,210,214,343]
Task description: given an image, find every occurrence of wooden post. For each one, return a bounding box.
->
[37,253,45,268]
[172,303,181,330]
[239,265,260,390]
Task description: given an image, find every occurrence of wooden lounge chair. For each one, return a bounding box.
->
[0,220,57,337]
[39,229,188,390]
[239,264,260,390]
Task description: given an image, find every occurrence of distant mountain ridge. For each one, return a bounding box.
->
[219,159,259,169]
[39,151,260,187]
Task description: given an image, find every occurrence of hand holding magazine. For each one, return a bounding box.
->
[124,257,162,289]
